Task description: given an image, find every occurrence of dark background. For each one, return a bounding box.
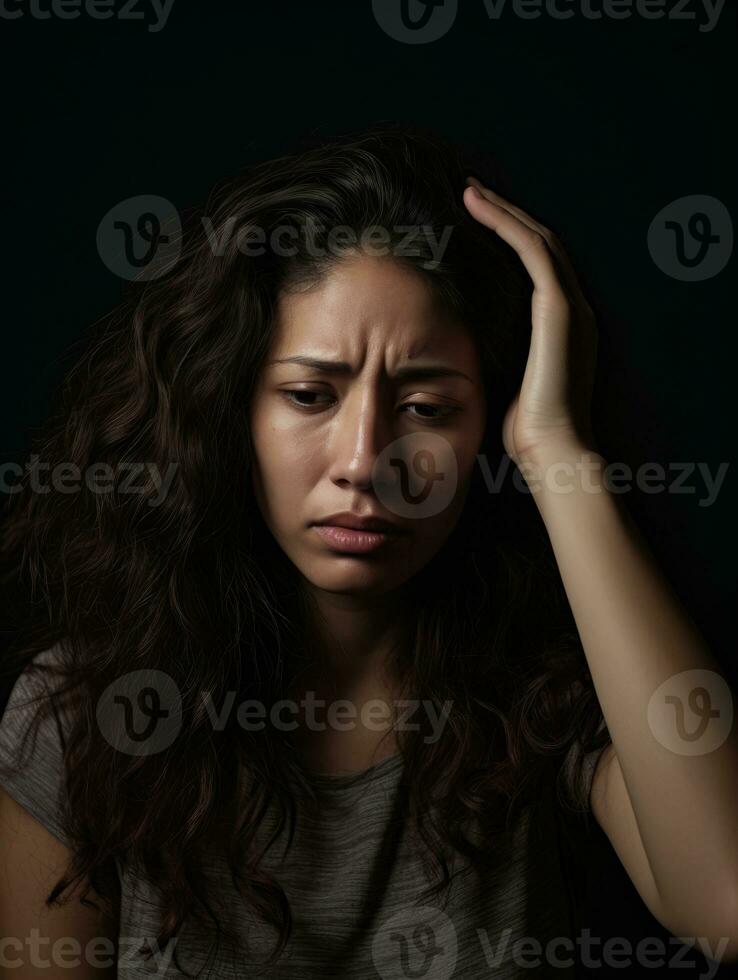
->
[1,2,735,976]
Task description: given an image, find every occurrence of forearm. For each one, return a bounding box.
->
[523,445,738,916]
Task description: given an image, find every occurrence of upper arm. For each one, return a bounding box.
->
[0,784,119,979]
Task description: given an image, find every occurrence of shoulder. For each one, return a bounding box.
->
[0,777,119,977]
[0,644,72,848]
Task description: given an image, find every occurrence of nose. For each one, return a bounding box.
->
[326,384,393,493]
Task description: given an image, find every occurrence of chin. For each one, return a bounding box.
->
[299,556,417,597]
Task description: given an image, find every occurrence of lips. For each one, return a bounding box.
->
[312,524,403,554]
[310,512,405,554]
[312,512,402,533]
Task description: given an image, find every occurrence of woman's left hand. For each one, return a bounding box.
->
[463,177,599,468]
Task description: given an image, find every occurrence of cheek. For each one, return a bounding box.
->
[250,416,322,524]
[255,431,302,492]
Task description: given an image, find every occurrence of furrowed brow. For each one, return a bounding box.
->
[268,356,472,383]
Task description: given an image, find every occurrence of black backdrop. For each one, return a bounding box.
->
[0,2,735,977]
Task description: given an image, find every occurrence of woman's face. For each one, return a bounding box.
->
[248,254,487,597]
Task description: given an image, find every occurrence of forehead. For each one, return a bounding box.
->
[271,254,476,364]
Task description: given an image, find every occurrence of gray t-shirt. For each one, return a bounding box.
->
[0,647,608,979]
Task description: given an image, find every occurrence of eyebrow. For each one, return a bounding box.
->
[267,356,474,383]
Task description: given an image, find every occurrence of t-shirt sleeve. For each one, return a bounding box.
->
[556,725,612,815]
[0,646,73,848]
[580,743,610,804]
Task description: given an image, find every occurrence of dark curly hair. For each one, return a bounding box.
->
[0,122,610,975]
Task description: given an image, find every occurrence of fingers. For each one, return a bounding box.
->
[463,184,568,314]
[464,178,593,319]
[466,176,544,235]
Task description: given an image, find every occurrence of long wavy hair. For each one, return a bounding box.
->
[0,123,610,974]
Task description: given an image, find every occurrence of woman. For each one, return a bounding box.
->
[0,124,735,978]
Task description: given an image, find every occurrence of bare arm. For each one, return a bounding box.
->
[533,448,738,965]
[0,784,119,978]
[462,178,738,965]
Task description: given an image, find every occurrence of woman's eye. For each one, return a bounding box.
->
[282,390,335,409]
[401,403,459,422]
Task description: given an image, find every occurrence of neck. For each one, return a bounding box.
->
[282,579,416,772]
[292,579,414,698]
